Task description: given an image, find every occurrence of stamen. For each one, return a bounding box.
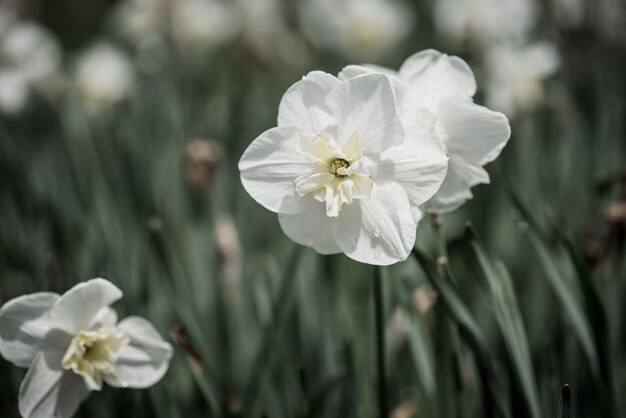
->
[330,159,350,176]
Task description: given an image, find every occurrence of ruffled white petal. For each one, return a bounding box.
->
[324,74,404,154]
[47,278,123,335]
[398,49,477,110]
[278,200,341,254]
[106,316,173,389]
[239,127,314,214]
[89,307,119,329]
[277,71,338,133]
[338,64,413,115]
[0,292,58,368]
[333,182,417,265]
[424,157,490,213]
[373,120,448,211]
[19,351,88,418]
[437,96,511,166]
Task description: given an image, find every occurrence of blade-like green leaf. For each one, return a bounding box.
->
[464,228,541,418]
[412,248,510,418]
[526,230,599,376]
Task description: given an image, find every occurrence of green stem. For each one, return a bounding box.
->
[373,266,387,418]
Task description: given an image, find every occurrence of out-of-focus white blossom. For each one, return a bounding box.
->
[74,43,136,114]
[236,0,309,67]
[171,0,239,54]
[0,278,173,418]
[0,7,62,115]
[299,0,414,61]
[239,72,448,265]
[113,0,239,58]
[340,50,511,213]
[484,42,560,117]
[433,0,537,46]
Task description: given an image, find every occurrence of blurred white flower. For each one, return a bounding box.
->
[74,43,136,114]
[0,278,173,418]
[113,0,239,58]
[433,0,537,46]
[239,72,448,265]
[236,0,309,66]
[171,0,239,54]
[484,42,560,117]
[0,7,62,115]
[340,50,511,213]
[299,0,414,61]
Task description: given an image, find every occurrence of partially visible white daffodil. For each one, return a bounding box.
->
[340,49,511,213]
[299,0,414,61]
[0,278,173,418]
[73,43,136,114]
[484,42,560,117]
[112,0,239,58]
[433,0,537,46]
[235,0,309,67]
[0,6,62,115]
[171,0,239,55]
[239,72,448,265]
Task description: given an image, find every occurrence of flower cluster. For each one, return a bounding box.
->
[239,49,511,265]
[0,278,173,418]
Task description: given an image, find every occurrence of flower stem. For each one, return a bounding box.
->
[373,265,387,418]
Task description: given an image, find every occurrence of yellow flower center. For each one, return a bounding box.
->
[330,159,350,176]
[62,325,130,391]
[294,131,372,217]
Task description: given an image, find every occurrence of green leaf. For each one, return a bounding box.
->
[526,230,600,376]
[464,228,541,418]
[412,248,510,418]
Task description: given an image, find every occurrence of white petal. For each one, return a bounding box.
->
[338,64,400,81]
[338,64,411,106]
[47,278,123,334]
[424,157,490,213]
[437,97,511,166]
[333,182,417,265]
[89,307,118,329]
[374,122,448,210]
[107,316,173,389]
[277,71,339,133]
[19,351,88,418]
[239,127,314,214]
[324,74,404,154]
[278,200,341,255]
[398,49,477,109]
[0,292,59,367]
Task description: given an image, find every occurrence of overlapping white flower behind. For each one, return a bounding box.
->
[299,0,414,61]
[433,0,537,46]
[484,42,560,117]
[0,6,62,115]
[239,71,449,265]
[73,43,136,115]
[0,278,173,418]
[340,50,511,213]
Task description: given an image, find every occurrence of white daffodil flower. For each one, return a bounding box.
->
[239,72,448,265]
[0,278,173,418]
[484,42,560,117]
[433,0,536,46]
[0,6,62,115]
[299,0,414,61]
[74,43,136,114]
[339,49,511,213]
